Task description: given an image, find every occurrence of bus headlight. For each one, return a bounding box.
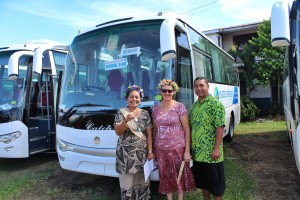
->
[0,131,22,144]
[58,139,74,152]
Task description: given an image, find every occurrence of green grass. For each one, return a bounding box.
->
[0,120,287,200]
[0,154,55,200]
[235,120,286,134]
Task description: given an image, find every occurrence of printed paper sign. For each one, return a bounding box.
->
[105,58,128,71]
[121,46,141,57]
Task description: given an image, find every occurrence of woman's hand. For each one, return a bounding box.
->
[147,152,154,160]
[125,113,135,122]
[184,152,192,163]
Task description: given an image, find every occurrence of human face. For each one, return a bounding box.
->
[193,79,209,100]
[126,90,140,108]
[160,85,175,101]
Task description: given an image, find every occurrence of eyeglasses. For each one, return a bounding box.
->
[161,89,174,93]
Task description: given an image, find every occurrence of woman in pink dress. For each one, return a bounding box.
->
[152,79,195,200]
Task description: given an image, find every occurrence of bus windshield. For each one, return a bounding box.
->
[0,54,29,111]
[60,20,173,111]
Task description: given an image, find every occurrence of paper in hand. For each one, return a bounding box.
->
[144,159,154,182]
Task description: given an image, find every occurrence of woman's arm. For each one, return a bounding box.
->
[146,127,154,160]
[114,119,129,135]
[180,114,192,163]
[151,119,158,160]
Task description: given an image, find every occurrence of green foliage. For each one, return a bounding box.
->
[248,20,286,87]
[236,44,257,96]
[233,20,285,105]
[241,95,260,121]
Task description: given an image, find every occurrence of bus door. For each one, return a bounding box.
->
[175,30,194,111]
[28,71,55,154]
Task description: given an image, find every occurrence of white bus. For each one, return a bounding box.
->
[57,12,240,180]
[0,40,67,158]
[271,0,300,173]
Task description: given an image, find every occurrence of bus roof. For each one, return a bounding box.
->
[75,11,234,60]
[0,39,68,53]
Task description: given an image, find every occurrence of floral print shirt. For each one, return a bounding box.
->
[190,95,225,163]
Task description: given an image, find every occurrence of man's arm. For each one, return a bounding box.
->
[212,126,224,160]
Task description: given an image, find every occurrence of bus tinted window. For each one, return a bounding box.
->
[53,51,67,68]
[188,27,211,53]
[192,48,213,81]
[211,45,225,83]
[60,21,171,109]
[177,32,190,50]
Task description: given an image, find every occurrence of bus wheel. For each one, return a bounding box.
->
[224,116,234,142]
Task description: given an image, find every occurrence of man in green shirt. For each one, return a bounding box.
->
[190,77,225,200]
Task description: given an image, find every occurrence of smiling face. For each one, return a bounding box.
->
[126,90,140,109]
[160,85,175,101]
[193,79,209,101]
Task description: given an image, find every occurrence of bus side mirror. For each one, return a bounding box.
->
[271,1,290,47]
[160,18,187,61]
[33,44,67,75]
[8,51,34,80]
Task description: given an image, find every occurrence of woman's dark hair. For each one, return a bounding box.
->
[125,85,144,99]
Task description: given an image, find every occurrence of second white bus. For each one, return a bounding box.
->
[0,40,67,158]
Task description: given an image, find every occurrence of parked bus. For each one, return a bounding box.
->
[0,40,67,158]
[57,12,240,180]
[271,0,300,173]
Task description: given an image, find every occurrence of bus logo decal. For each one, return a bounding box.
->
[86,123,113,130]
[233,86,239,104]
[214,87,219,99]
[94,136,100,144]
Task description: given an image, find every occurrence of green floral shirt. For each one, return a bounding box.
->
[190,94,225,163]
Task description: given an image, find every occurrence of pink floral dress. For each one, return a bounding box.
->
[152,102,195,194]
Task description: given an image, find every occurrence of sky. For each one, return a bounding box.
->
[0,0,294,47]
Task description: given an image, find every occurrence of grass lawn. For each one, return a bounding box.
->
[0,120,287,200]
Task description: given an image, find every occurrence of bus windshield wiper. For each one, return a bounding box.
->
[61,103,112,120]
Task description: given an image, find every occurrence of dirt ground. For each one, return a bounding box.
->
[228,131,300,200]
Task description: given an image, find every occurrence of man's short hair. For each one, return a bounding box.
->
[194,77,208,85]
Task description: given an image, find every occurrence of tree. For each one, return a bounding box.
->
[235,43,257,96]
[247,20,285,104]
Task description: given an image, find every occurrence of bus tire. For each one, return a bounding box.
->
[224,116,234,142]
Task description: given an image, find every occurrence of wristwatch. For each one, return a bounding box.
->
[148,150,153,154]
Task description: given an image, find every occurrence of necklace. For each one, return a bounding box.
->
[134,117,141,131]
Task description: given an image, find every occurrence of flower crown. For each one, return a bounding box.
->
[125,85,144,98]
[157,79,179,92]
